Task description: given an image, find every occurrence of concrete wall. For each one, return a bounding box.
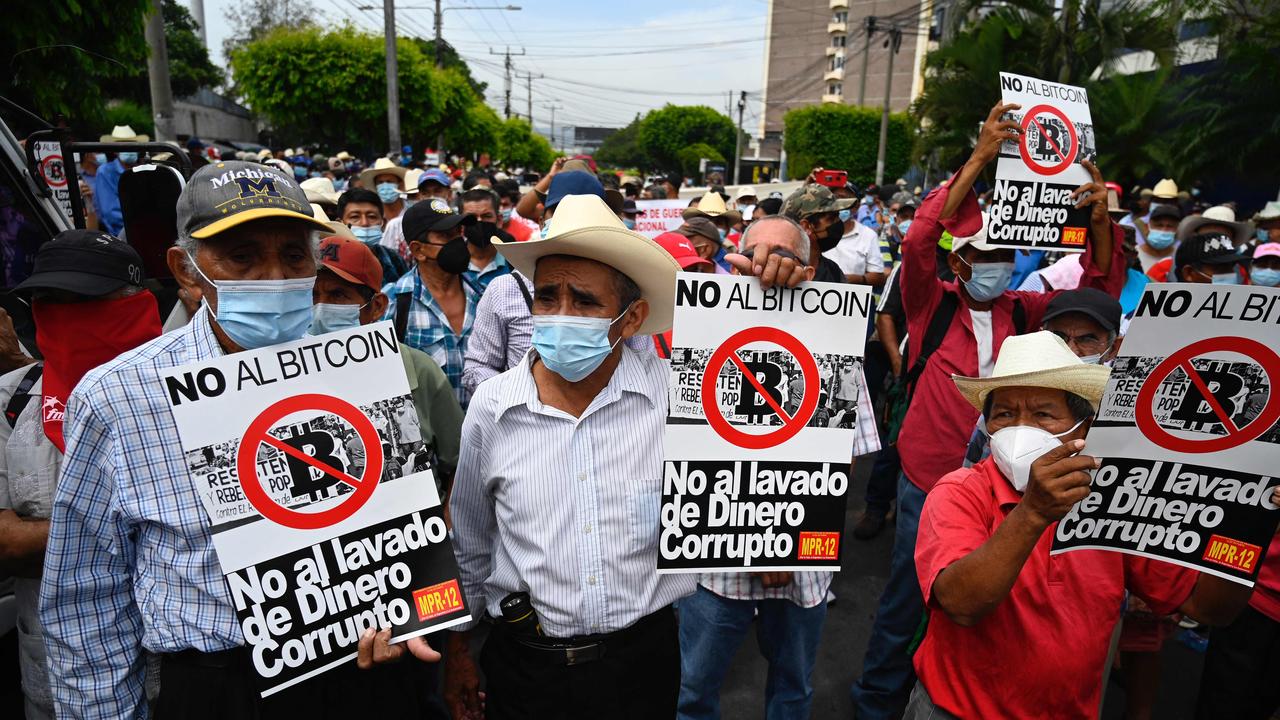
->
[172,89,259,144]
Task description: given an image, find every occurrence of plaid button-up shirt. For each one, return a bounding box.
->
[383,267,479,408]
[39,308,242,719]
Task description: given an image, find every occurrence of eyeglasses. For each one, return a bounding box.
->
[1049,330,1112,354]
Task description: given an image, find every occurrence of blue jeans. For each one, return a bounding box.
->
[677,585,827,720]
[852,472,927,720]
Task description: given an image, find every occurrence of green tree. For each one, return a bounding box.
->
[494,117,554,170]
[102,101,155,140]
[783,104,913,184]
[1088,68,1176,188]
[410,38,488,96]
[222,0,317,62]
[675,143,725,184]
[104,0,224,104]
[1,0,152,135]
[595,115,646,169]
[637,105,735,173]
[442,98,502,160]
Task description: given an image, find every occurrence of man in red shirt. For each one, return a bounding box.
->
[908,331,1261,719]
[852,101,1126,719]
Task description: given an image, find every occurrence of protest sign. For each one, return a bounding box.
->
[34,141,74,224]
[1052,285,1280,585]
[987,72,1098,252]
[633,199,689,238]
[659,274,871,572]
[161,322,469,695]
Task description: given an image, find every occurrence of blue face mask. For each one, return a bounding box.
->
[540,222,550,240]
[1251,267,1280,287]
[623,218,636,231]
[376,182,401,204]
[190,257,315,349]
[118,152,138,165]
[1211,270,1239,285]
[1257,229,1271,244]
[93,153,108,166]
[1146,229,1176,249]
[309,302,364,335]
[501,208,513,224]
[961,260,1014,302]
[293,166,308,179]
[898,219,913,235]
[531,305,632,382]
[838,208,852,223]
[349,224,383,245]
[403,195,419,209]
[718,228,728,242]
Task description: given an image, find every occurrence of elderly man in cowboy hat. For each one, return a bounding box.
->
[1254,201,1280,246]
[445,194,697,719]
[683,191,742,271]
[903,332,1262,720]
[359,157,409,221]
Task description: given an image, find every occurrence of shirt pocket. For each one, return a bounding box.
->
[8,455,57,518]
[628,487,662,551]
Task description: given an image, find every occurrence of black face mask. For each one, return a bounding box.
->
[466,220,498,249]
[817,219,843,253]
[434,237,471,275]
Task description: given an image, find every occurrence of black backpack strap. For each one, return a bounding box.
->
[394,292,411,343]
[904,292,959,389]
[514,273,534,313]
[5,363,44,429]
[656,333,672,359]
[1011,297,1027,335]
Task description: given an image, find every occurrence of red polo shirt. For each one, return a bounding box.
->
[914,458,1197,719]
[1250,535,1280,622]
[897,181,1126,492]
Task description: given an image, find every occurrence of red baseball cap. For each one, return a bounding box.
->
[319,235,383,292]
[654,231,713,270]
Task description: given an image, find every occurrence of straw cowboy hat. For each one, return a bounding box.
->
[100,125,149,143]
[1151,178,1179,200]
[359,157,408,188]
[1253,201,1280,224]
[403,168,424,195]
[683,191,742,225]
[493,194,681,335]
[301,177,340,206]
[952,331,1111,413]
[1177,205,1254,246]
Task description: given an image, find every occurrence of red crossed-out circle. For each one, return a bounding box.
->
[39,155,67,188]
[1134,337,1280,453]
[701,326,820,449]
[1018,104,1079,176]
[236,393,383,530]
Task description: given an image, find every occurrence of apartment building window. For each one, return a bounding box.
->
[833,10,848,22]
[828,82,843,96]
[828,54,845,72]
[831,35,846,48]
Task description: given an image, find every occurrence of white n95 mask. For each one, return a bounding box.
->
[989,418,1086,492]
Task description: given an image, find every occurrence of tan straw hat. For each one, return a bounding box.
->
[1176,205,1253,246]
[493,194,680,335]
[301,176,340,205]
[952,331,1111,412]
[682,190,742,225]
[100,125,150,143]
[1151,178,1179,200]
[358,157,408,188]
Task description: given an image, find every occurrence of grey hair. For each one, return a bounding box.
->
[983,389,1095,423]
[740,214,811,265]
[612,268,642,313]
[175,229,323,272]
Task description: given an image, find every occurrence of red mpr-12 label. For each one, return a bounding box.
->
[796,531,840,561]
[1202,535,1262,574]
[412,578,464,621]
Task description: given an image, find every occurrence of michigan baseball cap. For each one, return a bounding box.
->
[177,160,329,240]
[402,197,476,243]
[318,236,383,292]
[14,229,146,296]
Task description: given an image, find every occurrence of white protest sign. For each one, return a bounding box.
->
[659,274,872,572]
[33,141,74,224]
[633,199,689,238]
[162,322,470,695]
[1052,285,1280,585]
[987,72,1098,252]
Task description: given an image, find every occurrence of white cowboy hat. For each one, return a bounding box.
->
[682,191,742,225]
[323,219,357,240]
[301,177,340,205]
[1176,205,1253,246]
[100,125,149,143]
[256,148,273,160]
[359,157,408,188]
[1253,201,1280,224]
[493,194,680,335]
[952,331,1111,413]
[403,168,424,194]
[335,151,353,161]
[951,212,998,253]
[1151,178,1179,200]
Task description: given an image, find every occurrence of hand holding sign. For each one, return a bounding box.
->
[1021,439,1099,530]
[356,627,441,669]
[973,102,1023,167]
[1070,159,1110,235]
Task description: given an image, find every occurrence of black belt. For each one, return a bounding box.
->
[502,607,672,667]
[161,646,247,669]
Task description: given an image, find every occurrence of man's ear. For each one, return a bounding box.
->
[947,251,969,282]
[168,246,205,304]
[369,292,390,321]
[801,264,816,281]
[618,298,649,339]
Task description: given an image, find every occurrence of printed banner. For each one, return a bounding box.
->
[987,72,1097,252]
[659,274,871,572]
[634,199,689,238]
[162,322,470,695]
[1051,285,1280,585]
[34,141,74,224]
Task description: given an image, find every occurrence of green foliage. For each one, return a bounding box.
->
[444,99,502,160]
[409,38,488,96]
[494,118,555,170]
[595,115,646,169]
[222,0,317,63]
[0,0,152,135]
[102,0,224,105]
[783,104,913,184]
[103,101,155,139]
[230,26,472,152]
[1088,68,1175,188]
[637,105,735,173]
[675,143,726,183]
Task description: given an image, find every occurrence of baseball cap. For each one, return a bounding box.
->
[781,184,856,220]
[318,236,383,292]
[676,217,721,244]
[546,171,605,211]
[1175,231,1249,269]
[1042,287,1121,334]
[177,160,329,240]
[1149,203,1181,222]
[735,186,758,201]
[14,229,145,296]
[402,197,476,243]
[1253,243,1280,261]
[654,232,713,270]
[622,199,642,215]
[950,213,999,253]
[420,168,451,187]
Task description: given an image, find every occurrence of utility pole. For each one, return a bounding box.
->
[875,27,902,185]
[490,46,526,119]
[518,71,542,124]
[543,103,562,152]
[734,91,746,186]
[434,0,444,66]
[191,0,207,48]
[144,0,175,141]
[384,0,401,153]
[858,16,877,106]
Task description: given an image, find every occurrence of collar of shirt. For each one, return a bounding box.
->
[492,346,660,422]
[405,267,477,324]
[467,253,510,275]
[187,306,225,363]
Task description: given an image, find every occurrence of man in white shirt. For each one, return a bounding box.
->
[824,208,887,287]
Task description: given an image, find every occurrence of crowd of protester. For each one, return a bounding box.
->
[2,102,1279,720]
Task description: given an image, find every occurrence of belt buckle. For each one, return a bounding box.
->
[563,642,602,666]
